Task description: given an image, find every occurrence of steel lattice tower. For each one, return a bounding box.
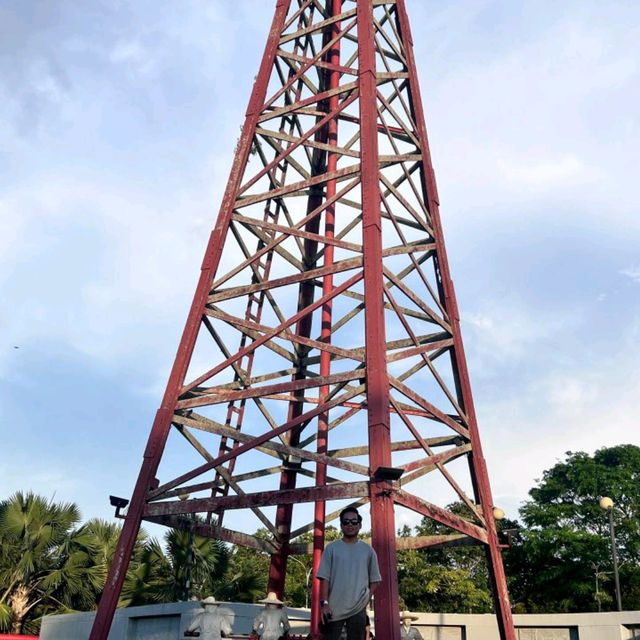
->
[89,2,516,639]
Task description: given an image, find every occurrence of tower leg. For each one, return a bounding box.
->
[88,2,292,637]
[359,2,400,638]
[394,3,516,636]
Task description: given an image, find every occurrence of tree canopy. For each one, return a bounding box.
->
[3,444,639,633]
[507,444,640,612]
[0,492,87,634]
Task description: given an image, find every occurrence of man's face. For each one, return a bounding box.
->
[340,512,362,537]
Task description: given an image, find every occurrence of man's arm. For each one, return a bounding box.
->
[319,577,330,601]
[368,546,382,600]
[317,545,334,621]
[221,617,233,637]
[319,578,333,619]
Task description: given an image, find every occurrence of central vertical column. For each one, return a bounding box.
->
[357,2,400,640]
[268,0,344,601]
[311,0,342,635]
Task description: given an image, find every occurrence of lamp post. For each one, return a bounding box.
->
[288,555,312,609]
[590,562,603,612]
[179,493,195,601]
[599,496,622,611]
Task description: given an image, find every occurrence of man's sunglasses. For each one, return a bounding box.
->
[340,518,360,526]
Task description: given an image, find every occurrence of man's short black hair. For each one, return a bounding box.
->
[339,506,362,523]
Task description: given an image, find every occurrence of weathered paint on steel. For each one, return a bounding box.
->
[87,2,293,639]
[90,3,516,640]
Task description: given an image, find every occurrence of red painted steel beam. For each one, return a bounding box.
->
[149,380,364,501]
[267,15,357,105]
[269,0,347,602]
[177,369,363,409]
[394,2,515,638]
[184,270,362,395]
[210,175,361,291]
[394,489,488,542]
[400,443,472,474]
[311,0,342,633]
[358,2,400,639]
[143,515,279,553]
[144,482,371,516]
[87,3,293,638]
[239,92,358,195]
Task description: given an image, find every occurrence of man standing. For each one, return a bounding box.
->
[317,507,382,640]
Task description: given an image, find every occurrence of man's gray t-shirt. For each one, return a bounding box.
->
[317,540,382,621]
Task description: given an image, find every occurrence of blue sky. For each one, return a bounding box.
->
[1,0,639,529]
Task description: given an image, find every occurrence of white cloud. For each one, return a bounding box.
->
[109,39,157,77]
[497,153,598,191]
[478,324,640,519]
[417,6,640,230]
[1,0,639,536]
[0,178,217,375]
[463,299,578,372]
[620,265,640,283]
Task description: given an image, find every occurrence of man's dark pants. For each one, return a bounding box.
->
[321,608,367,640]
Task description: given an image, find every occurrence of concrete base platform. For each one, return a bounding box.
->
[39,601,310,640]
[40,604,640,640]
[412,610,640,639]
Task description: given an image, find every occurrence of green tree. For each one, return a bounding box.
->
[398,510,497,614]
[77,518,151,608]
[216,544,269,603]
[129,523,230,605]
[508,444,640,612]
[0,492,89,634]
[0,495,161,634]
[398,547,493,613]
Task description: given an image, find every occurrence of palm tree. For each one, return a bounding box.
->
[215,564,267,603]
[0,491,89,634]
[166,526,230,600]
[215,544,268,603]
[138,524,231,603]
[62,518,152,610]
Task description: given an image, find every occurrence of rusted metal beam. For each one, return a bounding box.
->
[144,481,370,516]
[172,411,370,477]
[394,489,488,543]
[143,514,279,554]
[86,2,294,638]
[149,383,364,500]
[177,369,363,409]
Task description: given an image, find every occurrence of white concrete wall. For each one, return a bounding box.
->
[39,601,311,640]
[40,604,640,640]
[410,611,640,640]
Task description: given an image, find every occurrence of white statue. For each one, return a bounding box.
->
[184,596,233,639]
[400,611,423,640]
[252,592,290,640]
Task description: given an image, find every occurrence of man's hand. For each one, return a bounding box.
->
[320,601,333,623]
